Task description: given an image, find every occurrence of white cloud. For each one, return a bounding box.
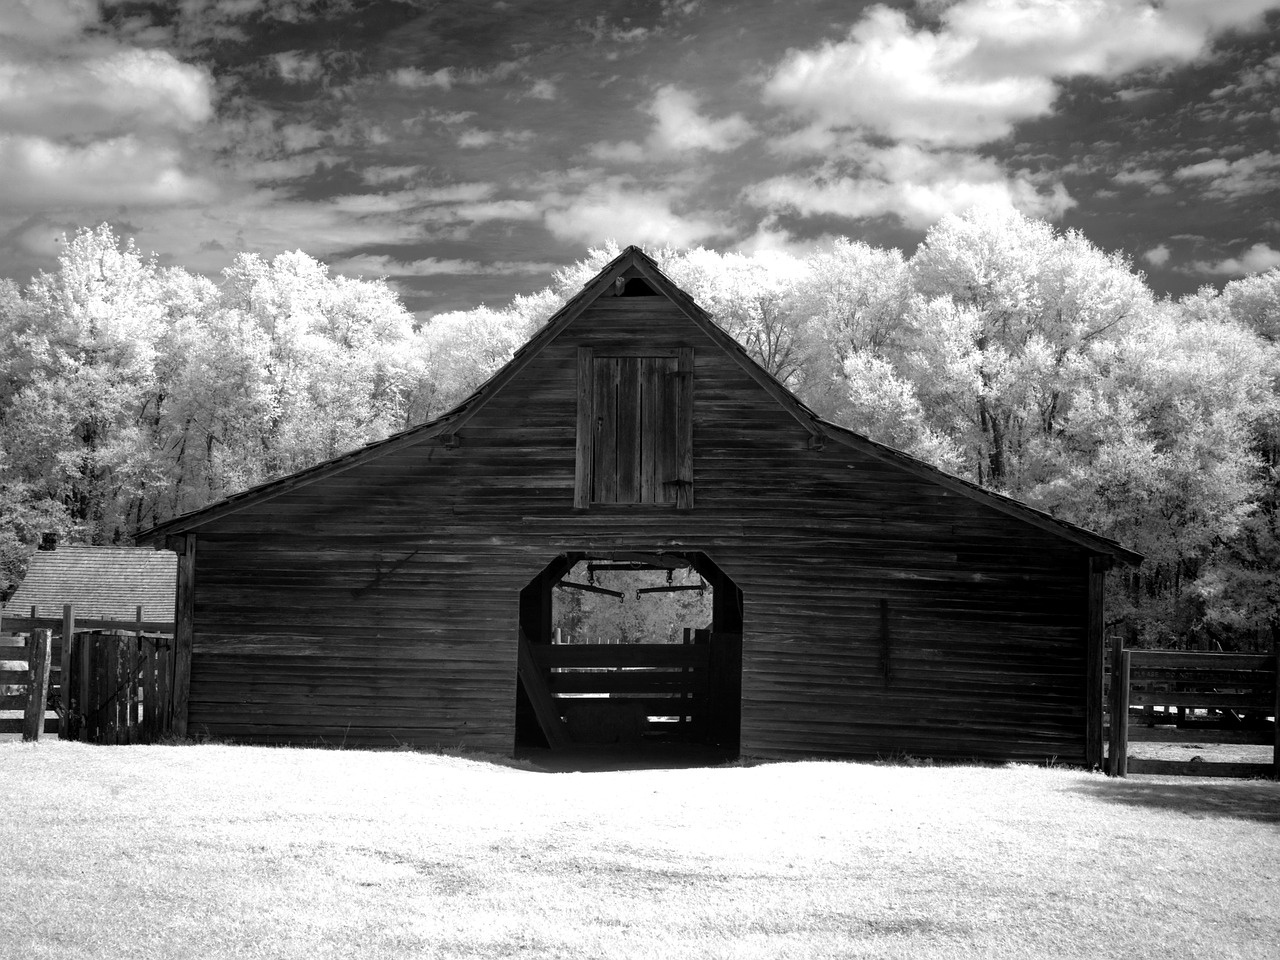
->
[588,140,646,163]
[762,0,1277,150]
[361,165,423,186]
[331,255,559,278]
[457,128,535,149]
[544,181,726,247]
[1143,244,1172,267]
[647,86,753,153]
[591,85,753,163]
[753,0,1272,234]
[763,6,1053,148]
[0,134,215,209]
[747,144,1075,228]
[273,50,324,84]
[0,46,214,137]
[0,0,96,43]
[527,79,557,100]
[1195,243,1280,276]
[1172,151,1280,197]
[389,66,453,90]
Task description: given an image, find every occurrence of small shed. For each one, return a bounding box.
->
[139,246,1140,764]
[2,545,177,623]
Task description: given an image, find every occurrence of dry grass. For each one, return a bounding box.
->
[1,742,1278,959]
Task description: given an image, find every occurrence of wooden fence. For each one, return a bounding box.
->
[0,629,53,740]
[517,628,742,748]
[1107,637,1279,779]
[0,604,175,744]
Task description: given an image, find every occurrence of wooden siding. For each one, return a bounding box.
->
[180,296,1094,763]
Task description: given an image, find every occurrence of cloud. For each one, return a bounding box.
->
[764,7,1052,148]
[647,86,753,153]
[457,128,535,149]
[0,46,214,137]
[763,1,1276,152]
[1172,151,1280,197]
[361,165,423,186]
[591,85,753,162]
[544,181,726,247]
[527,79,557,100]
[1193,243,1280,277]
[331,255,559,278]
[1143,244,1172,267]
[747,144,1075,229]
[0,6,218,218]
[752,0,1273,234]
[389,66,453,90]
[0,134,215,209]
[273,50,324,84]
[0,0,96,43]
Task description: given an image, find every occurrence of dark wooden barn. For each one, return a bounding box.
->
[139,246,1140,764]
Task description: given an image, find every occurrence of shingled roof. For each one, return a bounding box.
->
[2,546,176,620]
[138,245,1142,566]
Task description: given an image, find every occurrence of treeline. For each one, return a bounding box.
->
[2,212,1278,648]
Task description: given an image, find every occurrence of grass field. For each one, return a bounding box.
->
[1,743,1278,960]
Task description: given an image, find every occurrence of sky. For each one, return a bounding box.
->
[0,0,1278,318]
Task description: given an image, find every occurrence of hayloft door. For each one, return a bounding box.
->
[575,347,693,509]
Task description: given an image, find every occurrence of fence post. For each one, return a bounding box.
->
[172,534,196,739]
[1272,640,1278,781]
[1108,632,1126,776]
[59,604,75,738]
[80,632,95,743]
[1114,649,1131,777]
[22,628,52,741]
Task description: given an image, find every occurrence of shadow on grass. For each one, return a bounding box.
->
[515,743,737,773]
[1074,776,1280,826]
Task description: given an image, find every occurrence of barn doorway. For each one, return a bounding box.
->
[515,551,743,761]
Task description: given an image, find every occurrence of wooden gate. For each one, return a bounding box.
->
[1107,638,1279,779]
[518,628,742,747]
[64,631,174,744]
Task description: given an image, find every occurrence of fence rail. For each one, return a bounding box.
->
[1107,639,1279,779]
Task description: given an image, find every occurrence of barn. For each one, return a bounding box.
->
[138,246,1140,765]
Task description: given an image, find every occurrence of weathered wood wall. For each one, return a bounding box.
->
[180,295,1095,762]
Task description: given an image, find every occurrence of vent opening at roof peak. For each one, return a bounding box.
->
[612,276,659,297]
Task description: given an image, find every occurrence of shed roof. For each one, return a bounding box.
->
[138,246,1143,566]
[2,545,177,621]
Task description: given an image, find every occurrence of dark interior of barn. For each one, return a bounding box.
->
[515,551,743,761]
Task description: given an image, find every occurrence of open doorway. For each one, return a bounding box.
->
[515,551,742,757]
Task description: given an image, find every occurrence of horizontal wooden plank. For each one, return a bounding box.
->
[1129,691,1272,710]
[532,644,711,668]
[1127,651,1273,671]
[0,694,29,709]
[556,695,705,718]
[547,672,709,695]
[1124,759,1275,778]
[0,716,57,734]
[1126,727,1274,746]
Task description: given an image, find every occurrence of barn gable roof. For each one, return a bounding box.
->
[3,545,177,620]
[137,246,1142,565]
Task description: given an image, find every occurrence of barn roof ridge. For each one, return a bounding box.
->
[137,246,1142,564]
